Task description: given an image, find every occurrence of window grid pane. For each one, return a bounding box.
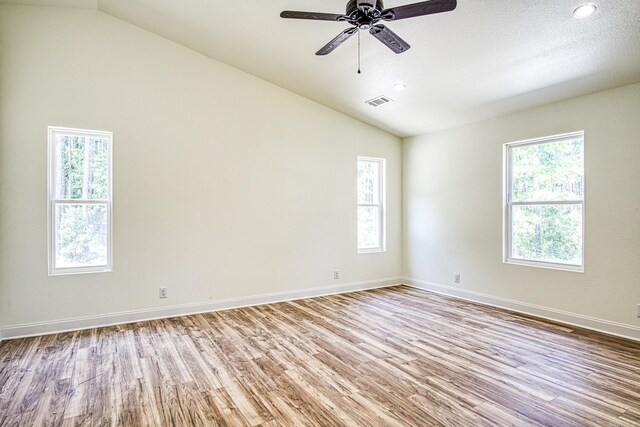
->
[511,204,583,266]
[358,206,381,249]
[55,134,109,200]
[54,203,109,269]
[511,138,584,203]
[357,160,380,205]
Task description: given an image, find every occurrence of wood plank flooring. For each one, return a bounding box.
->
[1,285,640,426]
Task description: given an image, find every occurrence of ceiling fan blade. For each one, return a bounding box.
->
[316,27,358,55]
[369,25,410,54]
[381,0,456,21]
[280,11,345,21]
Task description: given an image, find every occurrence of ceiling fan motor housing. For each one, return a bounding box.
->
[347,0,385,29]
[349,0,384,13]
[355,0,379,12]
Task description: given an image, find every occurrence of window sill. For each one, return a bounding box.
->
[49,267,113,276]
[358,248,385,254]
[505,258,583,273]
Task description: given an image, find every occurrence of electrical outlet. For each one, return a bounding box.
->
[637,304,640,318]
[454,273,461,284]
[159,287,168,299]
[333,270,340,280]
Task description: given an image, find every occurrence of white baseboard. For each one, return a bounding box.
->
[403,277,640,343]
[4,277,637,343]
[0,277,402,341]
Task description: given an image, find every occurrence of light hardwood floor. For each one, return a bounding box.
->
[1,285,640,426]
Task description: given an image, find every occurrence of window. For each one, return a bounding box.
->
[504,131,584,271]
[357,157,385,253]
[48,127,113,275]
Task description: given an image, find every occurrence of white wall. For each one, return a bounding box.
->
[0,5,402,329]
[404,83,640,330]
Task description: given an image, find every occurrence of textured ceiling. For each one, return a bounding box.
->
[5,0,640,137]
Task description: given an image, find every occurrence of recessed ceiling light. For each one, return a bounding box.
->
[394,82,406,91]
[573,3,597,18]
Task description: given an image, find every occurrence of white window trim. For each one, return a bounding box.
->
[47,126,113,275]
[357,156,386,254]
[503,131,585,272]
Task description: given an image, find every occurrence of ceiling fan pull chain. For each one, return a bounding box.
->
[357,29,362,74]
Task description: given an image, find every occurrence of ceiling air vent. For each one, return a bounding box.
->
[365,95,394,107]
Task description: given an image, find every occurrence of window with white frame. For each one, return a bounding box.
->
[357,157,385,253]
[504,131,584,271]
[48,127,113,275]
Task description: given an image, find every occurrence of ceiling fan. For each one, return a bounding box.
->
[280,0,457,56]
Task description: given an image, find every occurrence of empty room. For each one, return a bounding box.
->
[1,0,639,425]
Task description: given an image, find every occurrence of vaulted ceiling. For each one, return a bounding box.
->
[5,0,640,137]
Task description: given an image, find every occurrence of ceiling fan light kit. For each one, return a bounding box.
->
[280,0,457,56]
